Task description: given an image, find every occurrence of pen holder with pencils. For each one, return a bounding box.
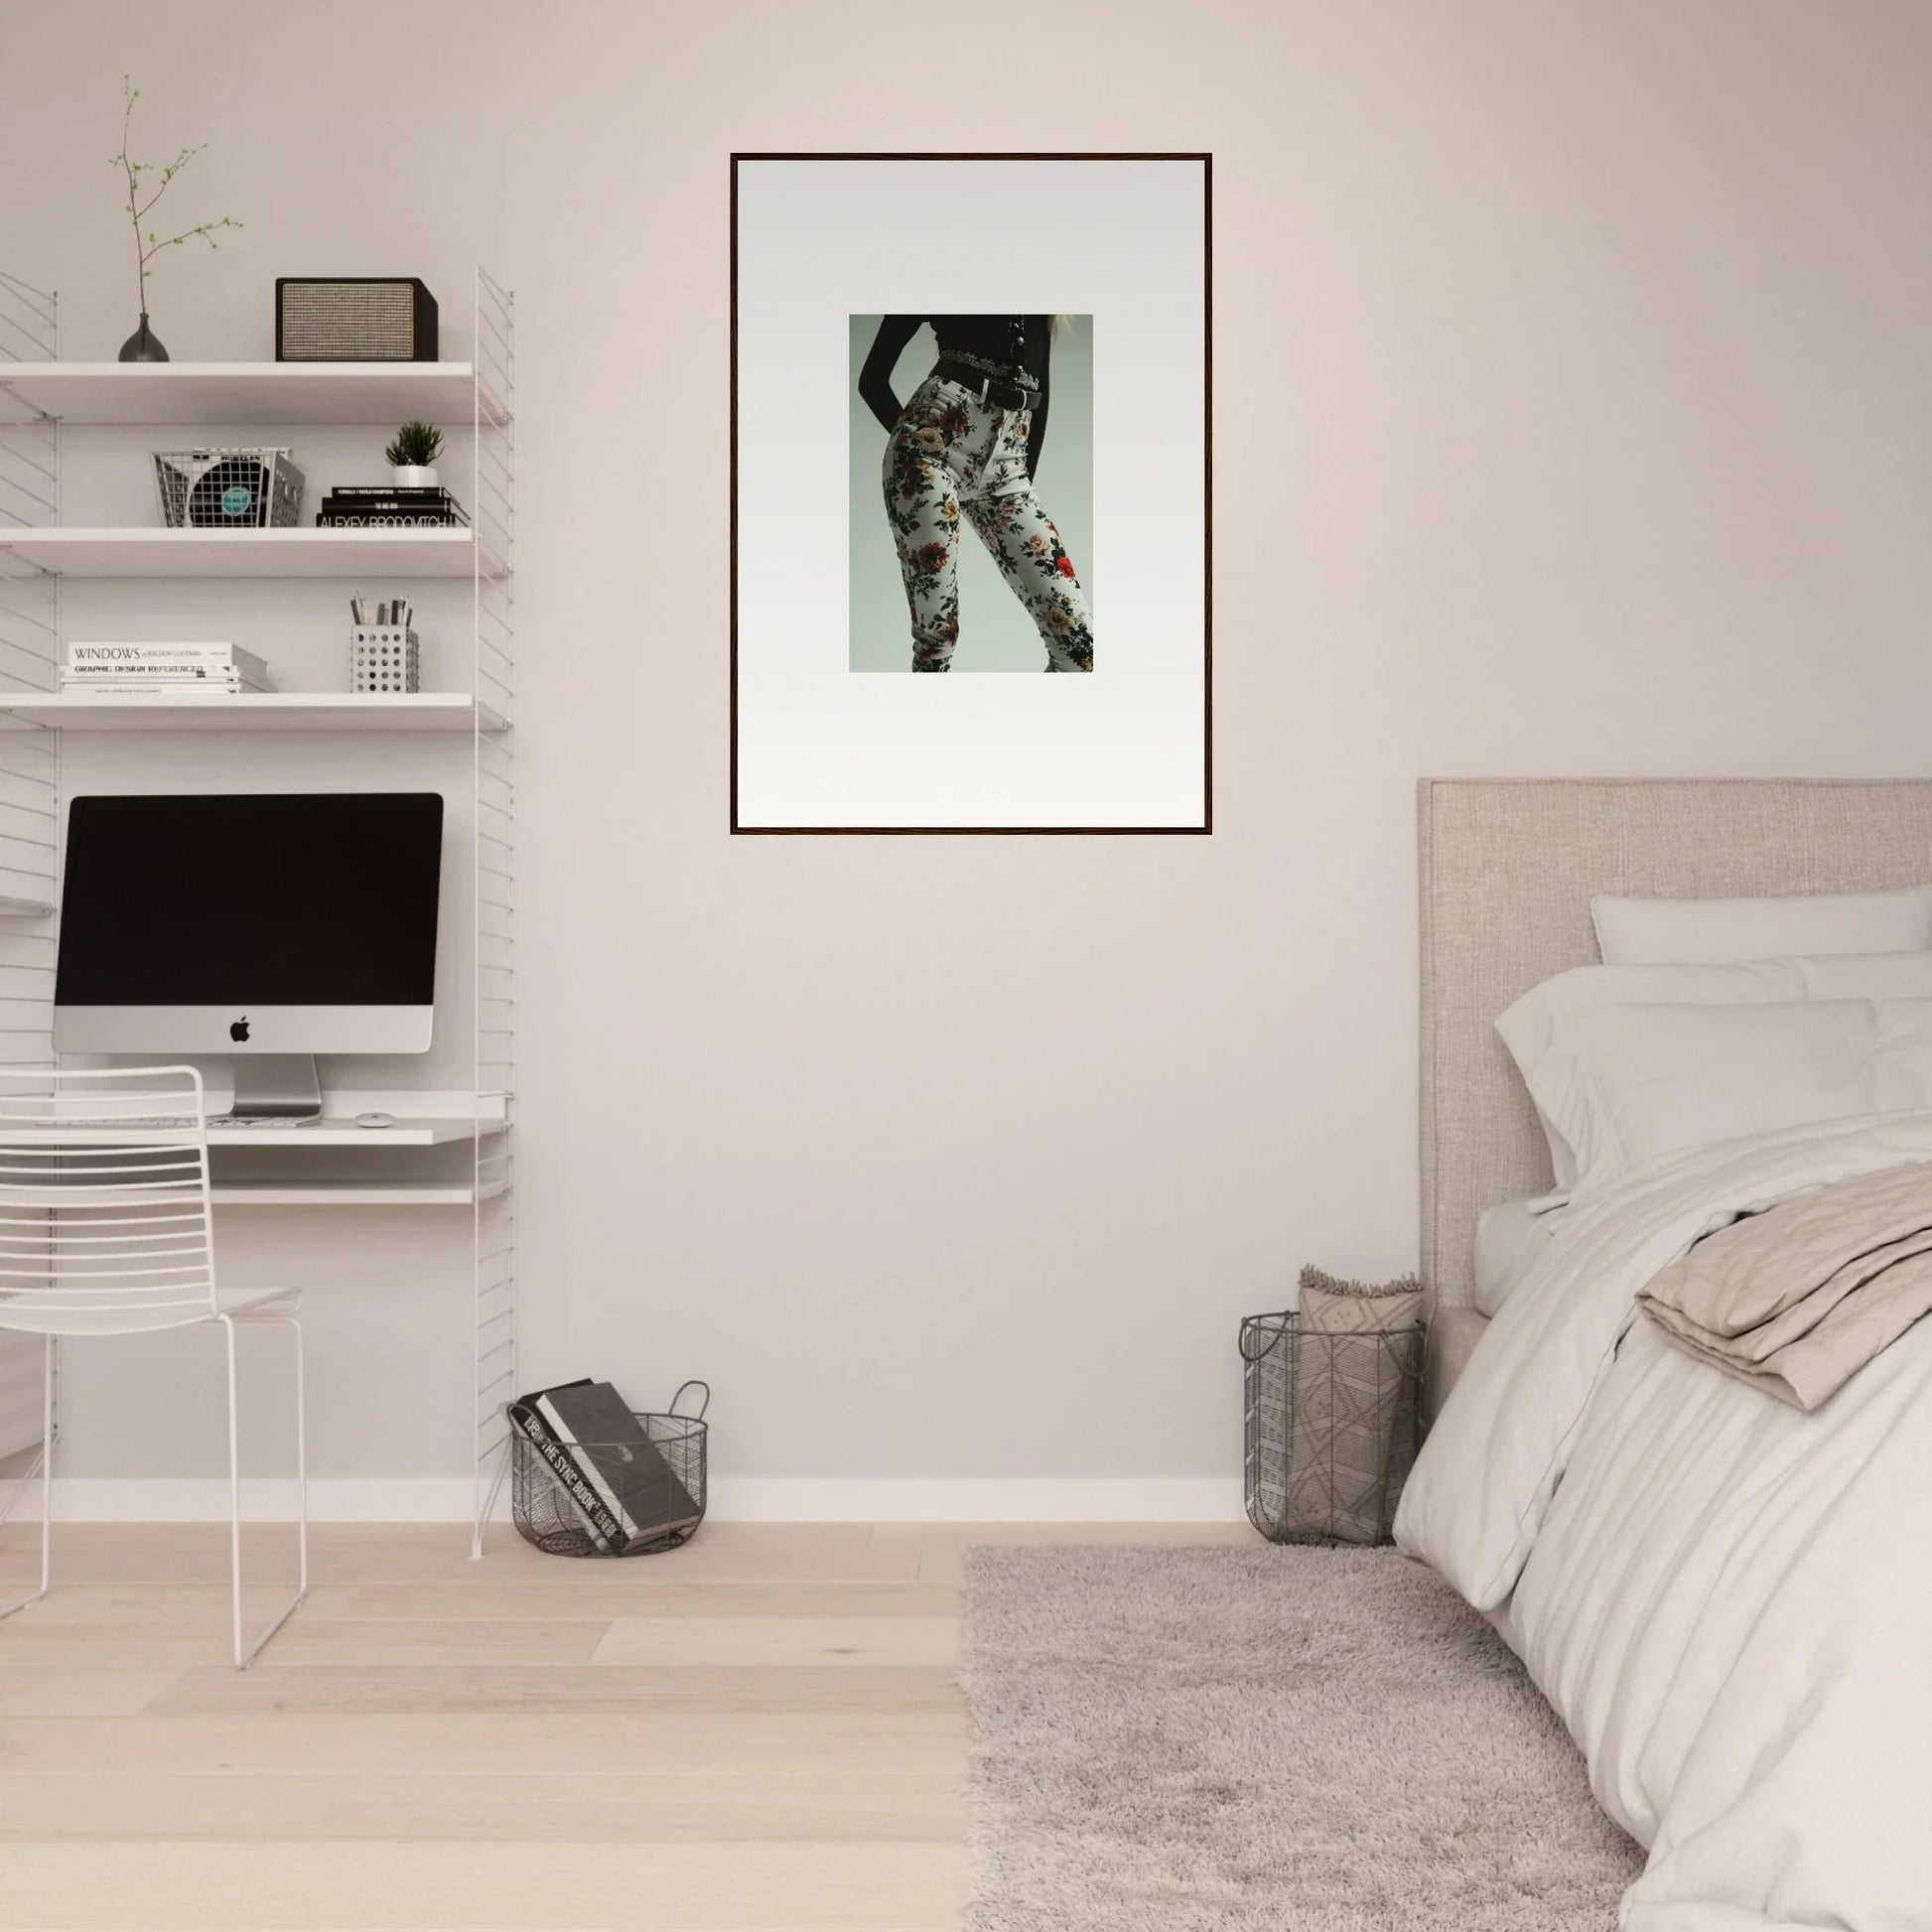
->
[350,624,420,694]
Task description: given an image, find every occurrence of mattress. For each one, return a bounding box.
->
[1471,1195,1561,1316]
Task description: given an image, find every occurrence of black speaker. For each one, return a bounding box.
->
[275,278,439,361]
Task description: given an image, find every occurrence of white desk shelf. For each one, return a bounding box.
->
[0,526,490,580]
[210,1180,505,1208]
[0,360,497,427]
[209,1116,490,1149]
[0,692,506,734]
[0,266,518,1558]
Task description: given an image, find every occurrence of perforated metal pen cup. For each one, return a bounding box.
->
[350,625,420,693]
[509,1382,709,1559]
[1241,1312,1423,1548]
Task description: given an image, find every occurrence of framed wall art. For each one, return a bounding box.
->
[731,153,1211,834]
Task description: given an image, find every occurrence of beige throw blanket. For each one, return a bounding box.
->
[1639,1160,1932,1410]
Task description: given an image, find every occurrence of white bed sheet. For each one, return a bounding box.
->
[1398,1112,1932,1929]
[1471,1196,1561,1316]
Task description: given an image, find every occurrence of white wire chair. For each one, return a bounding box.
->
[0,1065,306,1668]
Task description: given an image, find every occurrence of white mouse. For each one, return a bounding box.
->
[356,1112,395,1130]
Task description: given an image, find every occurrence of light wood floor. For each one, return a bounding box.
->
[0,1520,1253,1930]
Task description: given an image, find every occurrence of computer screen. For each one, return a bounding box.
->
[54,792,444,1055]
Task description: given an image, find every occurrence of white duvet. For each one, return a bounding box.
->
[1396,1112,1932,1930]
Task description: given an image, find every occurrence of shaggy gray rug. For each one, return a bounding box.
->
[963,1545,1643,1930]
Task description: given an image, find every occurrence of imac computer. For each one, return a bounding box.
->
[54,792,445,1120]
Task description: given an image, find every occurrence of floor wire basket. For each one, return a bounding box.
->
[509,1382,708,1558]
[1242,1311,1423,1547]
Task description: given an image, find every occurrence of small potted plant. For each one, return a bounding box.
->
[384,421,444,488]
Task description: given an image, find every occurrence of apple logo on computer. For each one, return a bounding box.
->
[230,1018,249,1043]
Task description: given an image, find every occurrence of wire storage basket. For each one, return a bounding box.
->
[153,447,305,528]
[509,1382,708,1558]
[1241,1311,1423,1547]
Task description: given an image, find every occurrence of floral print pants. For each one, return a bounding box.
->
[882,375,1094,672]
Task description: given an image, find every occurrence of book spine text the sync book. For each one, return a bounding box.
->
[509,1403,621,1550]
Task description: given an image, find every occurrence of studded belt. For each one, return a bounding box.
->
[932,356,1037,412]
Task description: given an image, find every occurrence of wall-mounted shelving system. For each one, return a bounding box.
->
[0,266,517,1554]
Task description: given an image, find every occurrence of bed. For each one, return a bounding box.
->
[1398,777,1932,1931]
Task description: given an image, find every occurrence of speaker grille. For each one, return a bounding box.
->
[279,282,421,360]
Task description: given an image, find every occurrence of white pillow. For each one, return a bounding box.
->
[1472,1197,1564,1316]
[1512,997,1932,1201]
[1496,953,1932,1194]
[1590,885,1932,965]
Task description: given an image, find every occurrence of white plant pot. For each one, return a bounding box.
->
[392,465,439,488]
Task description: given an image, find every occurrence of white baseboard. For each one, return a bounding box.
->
[708,1478,1245,1522]
[44,1477,492,1523]
[30,1475,1245,1525]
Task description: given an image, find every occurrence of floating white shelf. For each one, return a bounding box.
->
[0,526,489,579]
[0,692,505,734]
[209,1180,503,1208]
[0,360,497,427]
[1,1117,492,1150]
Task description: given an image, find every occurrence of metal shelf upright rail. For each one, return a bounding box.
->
[0,270,60,1492]
[470,268,516,1557]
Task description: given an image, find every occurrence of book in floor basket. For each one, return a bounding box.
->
[507,1380,618,1551]
[512,1378,703,1554]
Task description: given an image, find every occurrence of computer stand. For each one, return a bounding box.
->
[225,1055,323,1122]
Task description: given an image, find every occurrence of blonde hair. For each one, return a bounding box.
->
[1050,315,1073,340]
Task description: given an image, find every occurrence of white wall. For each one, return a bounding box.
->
[4,0,1931,1514]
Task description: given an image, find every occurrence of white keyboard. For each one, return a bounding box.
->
[92,1115,319,1130]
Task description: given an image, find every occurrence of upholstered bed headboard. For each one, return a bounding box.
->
[1418,777,1932,1310]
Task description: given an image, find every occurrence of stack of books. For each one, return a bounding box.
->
[64,641,273,695]
[510,1379,704,1555]
[316,485,469,529]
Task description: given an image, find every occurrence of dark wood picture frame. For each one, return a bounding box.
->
[730,152,1212,836]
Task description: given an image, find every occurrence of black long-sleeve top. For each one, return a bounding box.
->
[859,315,1053,479]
